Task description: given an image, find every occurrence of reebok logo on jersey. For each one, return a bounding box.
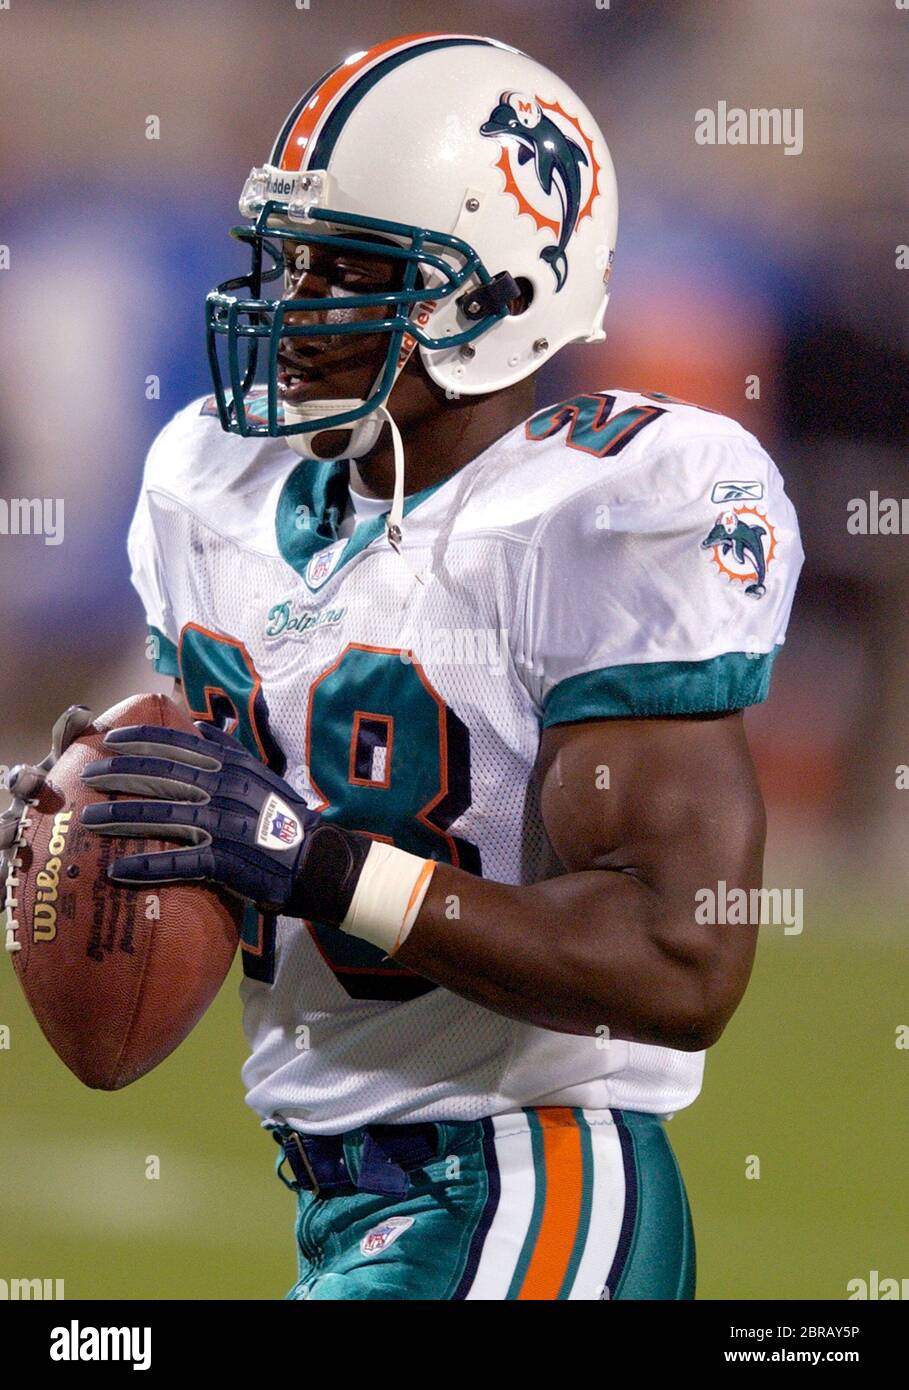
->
[256,795,304,851]
[360,1216,414,1256]
[710,480,764,503]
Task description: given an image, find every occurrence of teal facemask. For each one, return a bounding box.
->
[205,197,521,443]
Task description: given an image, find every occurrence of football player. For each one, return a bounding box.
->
[74,34,803,1297]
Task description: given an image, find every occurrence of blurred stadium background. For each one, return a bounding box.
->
[1,0,906,1299]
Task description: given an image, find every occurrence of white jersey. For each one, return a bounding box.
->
[128,387,802,1134]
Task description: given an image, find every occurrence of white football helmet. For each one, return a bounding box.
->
[206,33,618,528]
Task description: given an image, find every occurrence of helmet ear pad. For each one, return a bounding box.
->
[507,279,534,317]
[383,271,534,430]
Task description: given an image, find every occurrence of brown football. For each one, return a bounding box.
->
[6,693,242,1089]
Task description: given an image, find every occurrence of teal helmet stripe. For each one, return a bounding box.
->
[269,61,344,166]
[302,36,500,172]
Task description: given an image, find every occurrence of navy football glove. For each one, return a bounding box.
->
[79,722,370,923]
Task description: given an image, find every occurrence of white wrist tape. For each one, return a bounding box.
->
[338,841,436,955]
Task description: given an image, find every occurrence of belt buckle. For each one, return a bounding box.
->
[289,1130,322,1198]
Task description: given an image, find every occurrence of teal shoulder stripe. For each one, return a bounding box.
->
[543,648,779,726]
[148,625,179,678]
[506,1111,547,1300]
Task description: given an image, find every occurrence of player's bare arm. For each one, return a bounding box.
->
[163,684,763,1048]
[394,712,764,1049]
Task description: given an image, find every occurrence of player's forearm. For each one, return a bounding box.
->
[85,706,754,1052]
[392,862,742,1050]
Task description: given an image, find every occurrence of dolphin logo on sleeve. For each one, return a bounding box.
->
[701,509,773,598]
[481,93,591,291]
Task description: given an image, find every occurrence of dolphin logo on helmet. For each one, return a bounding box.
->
[480,91,590,291]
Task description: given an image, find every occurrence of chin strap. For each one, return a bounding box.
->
[285,289,446,584]
[372,290,444,581]
[377,403,426,587]
[377,405,405,547]
[287,395,424,583]
[282,397,384,460]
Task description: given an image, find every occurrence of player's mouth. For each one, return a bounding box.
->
[278,358,326,401]
[277,342,383,402]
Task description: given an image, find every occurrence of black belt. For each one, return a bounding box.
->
[271,1121,439,1199]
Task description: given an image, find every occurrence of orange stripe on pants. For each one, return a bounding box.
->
[517,1108,584,1300]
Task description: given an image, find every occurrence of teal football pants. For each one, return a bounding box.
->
[272,1107,695,1300]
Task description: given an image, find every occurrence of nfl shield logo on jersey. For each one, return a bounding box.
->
[305,539,348,591]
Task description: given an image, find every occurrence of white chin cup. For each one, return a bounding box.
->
[283,398,385,461]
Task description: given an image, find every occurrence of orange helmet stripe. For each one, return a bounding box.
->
[277,32,443,172]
